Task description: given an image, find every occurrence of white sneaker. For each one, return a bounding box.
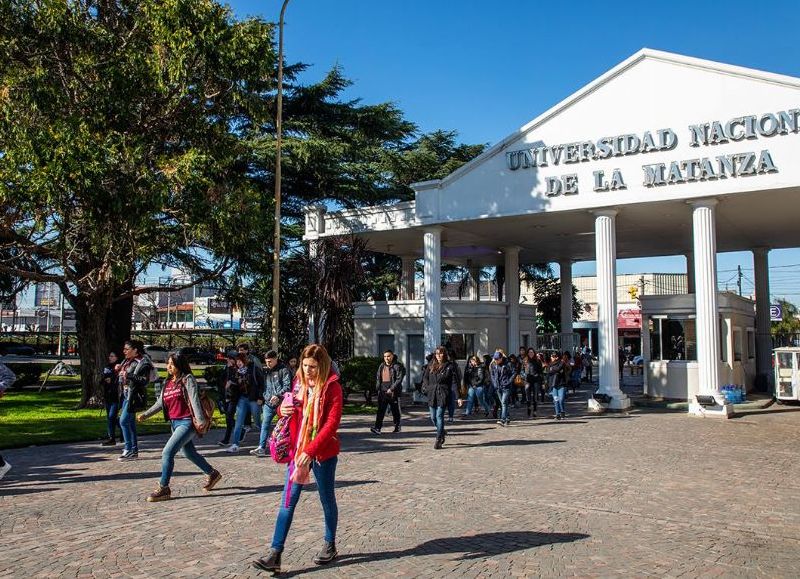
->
[226,444,240,453]
[0,461,11,480]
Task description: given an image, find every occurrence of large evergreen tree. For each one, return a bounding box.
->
[0,0,275,405]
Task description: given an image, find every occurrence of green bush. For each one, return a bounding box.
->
[5,363,44,389]
[340,356,381,403]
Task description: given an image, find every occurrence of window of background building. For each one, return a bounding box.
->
[649,318,661,360]
[747,329,755,360]
[441,333,475,360]
[377,334,395,356]
[649,318,696,361]
[733,328,743,362]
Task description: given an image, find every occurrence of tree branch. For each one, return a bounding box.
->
[113,258,231,302]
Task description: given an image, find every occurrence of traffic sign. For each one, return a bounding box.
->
[770,304,783,321]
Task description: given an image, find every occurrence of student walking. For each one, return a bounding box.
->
[137,353,222,502]
[371,350,405,434]
[490,350,514,426]
[422,346,458,449]
[0,362,16,479]
[524,348,542,418]
[463,355,490,417]
[548,351,570,420]
[101,351,122,446]
[227,353,263,453]
[252,344,343,573]
[117,340,154,461]
[252,350,292,457]
[216,353,239,446]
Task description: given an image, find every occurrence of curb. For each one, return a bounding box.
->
[632,395,775,412]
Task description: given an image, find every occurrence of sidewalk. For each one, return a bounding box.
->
[2,385,800,577]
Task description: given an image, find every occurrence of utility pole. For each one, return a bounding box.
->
[639,275,646,298]
[271,0,291,350]
[737,265,743,296]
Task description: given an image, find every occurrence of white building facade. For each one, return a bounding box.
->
[305,50,800,416]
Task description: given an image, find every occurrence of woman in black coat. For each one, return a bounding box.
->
[422,346,458,449]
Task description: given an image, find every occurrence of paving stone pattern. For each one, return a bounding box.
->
[2,386,800,578]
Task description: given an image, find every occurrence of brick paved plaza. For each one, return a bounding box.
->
[2,388,799,578]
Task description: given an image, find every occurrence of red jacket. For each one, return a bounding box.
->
[279,372,343,463]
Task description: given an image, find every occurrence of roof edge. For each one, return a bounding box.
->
[439,48,800,186]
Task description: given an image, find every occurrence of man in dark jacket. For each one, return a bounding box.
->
[252,350,292,456]
[371,350,406,434]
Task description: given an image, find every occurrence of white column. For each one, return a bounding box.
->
[641,316,651,395]
[469,265,481,301]
[753,247,772,391]
[560,260,573,335]
[689,199,731,416]
[593,210,630,410]
[423,227,442,356]
[400,255,416,300]
[504,246,521,353]
[685,252,695,294]
[308,240,319,343]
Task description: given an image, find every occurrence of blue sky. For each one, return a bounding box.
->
[224,0,800,299]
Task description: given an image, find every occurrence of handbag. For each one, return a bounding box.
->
[513,374,525,388]
[181,378,214,436]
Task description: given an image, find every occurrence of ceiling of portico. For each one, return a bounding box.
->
[360,186,800,266]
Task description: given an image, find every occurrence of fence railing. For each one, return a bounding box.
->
[536,332,581,353]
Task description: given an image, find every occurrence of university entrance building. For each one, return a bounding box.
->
[303,49,800,417]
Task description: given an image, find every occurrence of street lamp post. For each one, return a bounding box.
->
[271,0,290,351]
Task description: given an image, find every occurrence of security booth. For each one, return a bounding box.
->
[641,292,757,401]
[774,347,800,402]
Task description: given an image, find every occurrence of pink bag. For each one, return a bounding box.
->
[269,392,295,464]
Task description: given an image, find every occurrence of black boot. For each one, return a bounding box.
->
[313,541,337,565]
[252,548,282,572]
[433,437,443,450]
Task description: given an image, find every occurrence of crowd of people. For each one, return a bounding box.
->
[0,337,598,571]
[410,345,595,449]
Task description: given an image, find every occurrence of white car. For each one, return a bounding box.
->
[143,345,169,362]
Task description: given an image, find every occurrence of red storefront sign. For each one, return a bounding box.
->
[617,308,641,329]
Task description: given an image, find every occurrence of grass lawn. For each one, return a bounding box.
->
[0,387,377,450]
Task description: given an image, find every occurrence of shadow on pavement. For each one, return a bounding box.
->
[273,530,590,576]
[171,479,379,500]
[449,439,566,449]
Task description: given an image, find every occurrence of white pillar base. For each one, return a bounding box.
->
[688,398,734,418]
[587,393,631,412]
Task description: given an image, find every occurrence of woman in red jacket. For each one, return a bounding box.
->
[252,343,343,574]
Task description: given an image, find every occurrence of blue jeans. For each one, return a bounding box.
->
[119,398,138,452]
[232,397,262,445]
[552,386,566,415]
[499,390,511,422]
[258,404,278,449]
[106,401,121,440]
[271,456,338,551]
[429,405,445,440]
[466,386,490,415]
[160,418,214,487]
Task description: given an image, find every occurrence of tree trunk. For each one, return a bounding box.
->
[74,298,111,408]
[107,284,134,355]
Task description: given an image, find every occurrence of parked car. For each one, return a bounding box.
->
[173,346,215,365]
[143,345,169,363]
[0,343,36,357]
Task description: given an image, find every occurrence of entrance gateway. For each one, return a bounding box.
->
[303,49,800,416]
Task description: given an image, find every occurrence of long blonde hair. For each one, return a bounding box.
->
[297,344,332,399]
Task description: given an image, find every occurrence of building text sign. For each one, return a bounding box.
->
[505,109,799,196]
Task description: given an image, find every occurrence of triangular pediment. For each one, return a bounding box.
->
[413,49,800,224]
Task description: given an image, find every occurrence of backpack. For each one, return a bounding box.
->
[269,415,293,463]
[269,391,296,463]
